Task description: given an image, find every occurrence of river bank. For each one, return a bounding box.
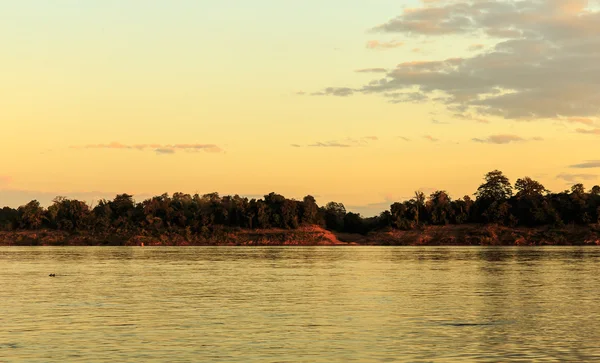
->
[1,224,600,246]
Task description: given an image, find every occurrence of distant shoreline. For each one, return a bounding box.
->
[1,224,599,246]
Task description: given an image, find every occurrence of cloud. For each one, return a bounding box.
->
[155,148,176,155]
[556,173,598,183]
[423,135,439,142]
[576,128,600,135]
[472,134,526,144]
[366,40,404,49]
[570,160,600,169]
[431,119,449,125]
[454,113,491,123]
[309,142,352,148]
[72,142,223,154]
[566,117,595,125]
[311,87,354,97]
[170,144,223,153]
[299,136,379,148]
[315,1,600,120]
[384,92,429,103]
[398,136,411,141]
[468,43,485,51]
[355,68,388,73]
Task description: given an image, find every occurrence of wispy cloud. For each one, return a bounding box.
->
[311,87,354,97]
[423,135,439,142]
[72,142,223,154]
[576,128,600,135]
[155,148,176,155]
[308,142,352,148]
[366,40,404,49]
[454,113,491,124]
[570,160,600,169]
[472,134,542,144]
[467,43,485,51]
[398,136,411,141]
[355,68,387,73]
[566,117,595,125]
[384,92,428,104]
[556,173,598,183]
[296,136,379,148]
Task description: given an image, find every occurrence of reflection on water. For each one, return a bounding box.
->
[1,247,600,362]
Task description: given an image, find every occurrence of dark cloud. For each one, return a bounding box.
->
[556,173,598,183]
[569,160,600,169]
[72,142,223,154]
[315,1,600,121]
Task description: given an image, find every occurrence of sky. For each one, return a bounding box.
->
[1,0,599,216]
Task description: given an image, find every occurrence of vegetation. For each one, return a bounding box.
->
[1,170,600,245]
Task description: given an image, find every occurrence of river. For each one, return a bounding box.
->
[2,246,600,362]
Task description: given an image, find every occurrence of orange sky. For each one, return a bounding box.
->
[1,0,599,215]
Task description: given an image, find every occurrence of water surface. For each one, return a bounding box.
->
[2,247,600,362]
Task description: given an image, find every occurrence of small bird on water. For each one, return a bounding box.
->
[49,274,56,277]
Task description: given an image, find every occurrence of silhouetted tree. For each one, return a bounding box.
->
[475,170,514,224]
[2,169,600,239]
[18,200,44,229]
[323,202,346,231]
[427,190,452,225]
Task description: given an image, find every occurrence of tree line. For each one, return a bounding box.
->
[1,170,599,237]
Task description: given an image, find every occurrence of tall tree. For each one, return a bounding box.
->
[18,200,44,229]
[515,177,548,199]
[475,170,513,201]
[414,191,425,226]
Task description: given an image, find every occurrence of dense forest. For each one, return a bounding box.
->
[1,171,599,240]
